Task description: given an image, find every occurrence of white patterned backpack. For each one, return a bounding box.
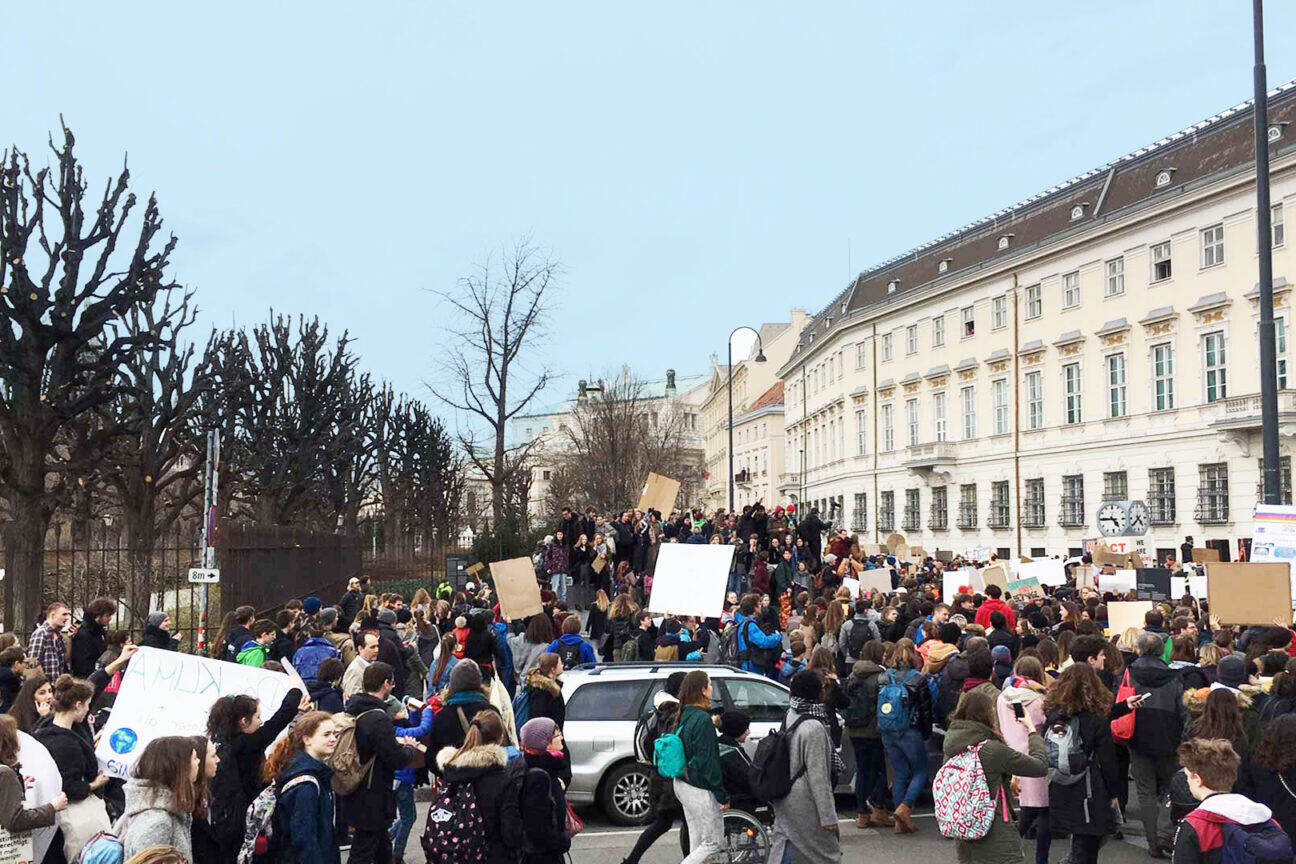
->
[932,741,1008,840]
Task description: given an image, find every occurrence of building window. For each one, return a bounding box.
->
[962,306,975,337]
[1152,343,1175,410]
[1257,456,1294,505]
[933,391,948,442]
[906,325,918,355]
[989,481,1010,528]
[1152,240,1173,282]
[1148,468,1176,525]
[1278,317,1288,390]
[855,342,867,369]
[1203,331,1227,403]
[1107,353,1127,418]
[1063,362,1082,424]
[992,378,1009,435]
[542,469,551,481]
[855,408,866,455]
[930,486,949,530]
[1274,204,1286,248]
[1062,271,1081,309]
[957,484,978,529]
[961,386,977,439]
[903,489,921,532]
[1025,371,1043,430]
[1105,257,1125,297]
[852,493,868,532]
[1201,224,1225,268]
[881,333,893,362]
[992,296,1008,330]
[1195,463,1229,524]
[1023,478,1045,528]
[933,315,945,347]
[881,403,894,452]
[1103,471,1128,500]
[1025,284,1042,319]
[1059,475,1085,527]
[906,398,919,447]
[878,491,895,532]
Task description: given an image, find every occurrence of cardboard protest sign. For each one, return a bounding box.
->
[1135,568,1173,602]
[859,568,893,596]
[95,647,300,780]
[935,549,955,563]
[1014,559,1067,587]
[637,472,681,516]
[465,562,484,576]
[16,731,59,863]
[1099,568,1137,594]
[490,557,543,621]
[591,554,607,574]
[1190,547,1221,563]
[841,577,861,599]
[980,564,1009,591]
[885,533,906,554]
[1206,562,1293,625]
[1093,544,1130,568]
[1171,575,1208,597]
[862,543,883,557]
[1107,601,1153,635]
[894,542,910,560]
[1074,565,1097,591]
[647,543,734,618]
[1007,576,1045,600]
[911,545,926,559]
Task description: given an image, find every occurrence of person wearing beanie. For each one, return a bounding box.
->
[373,608,409,697]
[623,671,690,864]
[770,671,841,863]
[1028,611,1050,632]
[518,716,572,864]
[302,596,322,617]
[139,612,179,651]
[318,608,356,667]
[1215,654,1251,693]
[716,710,755,802]
[428,660,500,771]
[990,645,1014,687]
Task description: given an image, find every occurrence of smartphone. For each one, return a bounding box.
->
[1011,702,1026,720]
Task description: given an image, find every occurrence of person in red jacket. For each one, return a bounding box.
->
[1172,737,1288,864]
[974,585,1017,631]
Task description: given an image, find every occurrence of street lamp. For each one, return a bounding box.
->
[728,326,767,514]
[1253,0,1281,504]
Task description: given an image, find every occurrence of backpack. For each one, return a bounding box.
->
[778,657,805,685]
[421,779,490,864]
[877,669,917,733]
[1045,716,1090,785]
[555,640,584,669]
[618,636,640,663]
[742,620,779,671]
[207,742,248,848]
[842,674,878,729]
[76,832,123,864]
[843,618,871,660]
[512,687,532,728]
[238,775,319,864]
[932,742,1008,840]
[749,715,810,801]
[634,704,676,764]
[1219,820,1294,864]
[717,623,744,667]
[652,730,688,779]
[328,709,384,794]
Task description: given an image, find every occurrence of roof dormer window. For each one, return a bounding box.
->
[887,280,899,294]
[1070,203,1089,221]
[1270,123,1288,143]
[1155,168,1176,188]
[997,234,1014,251]
[938,258,952,274]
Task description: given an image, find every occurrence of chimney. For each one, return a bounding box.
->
[665,369,677,397]
[577,379,588,400]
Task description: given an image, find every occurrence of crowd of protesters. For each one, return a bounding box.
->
[0,499,1293,864]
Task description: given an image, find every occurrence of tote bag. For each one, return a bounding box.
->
[57,795,110,861]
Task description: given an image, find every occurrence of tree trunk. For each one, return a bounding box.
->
[2,493,48,640]
[122,508,156,629]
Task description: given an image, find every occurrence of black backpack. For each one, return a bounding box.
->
[207,742,247,848]
[842,674,879,729]
[743,620,778,671]
[749,715,810,801]
[555,640,583,669]
[843,619,871,660]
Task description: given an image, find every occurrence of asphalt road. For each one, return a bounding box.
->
[408,793,1164,864]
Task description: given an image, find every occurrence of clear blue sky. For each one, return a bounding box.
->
[5,2,1294,431]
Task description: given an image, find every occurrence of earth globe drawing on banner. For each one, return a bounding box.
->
[110,727,139,755]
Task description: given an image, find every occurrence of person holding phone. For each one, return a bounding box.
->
[997,656,1052,864]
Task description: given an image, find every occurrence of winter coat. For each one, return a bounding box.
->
[140,625,179,651]
[236,640,269,667]
[428,692,500,772]
[115,780,193,864]
[393,706,435,785]
[883,665,934,739]
[1044,708,1120,835]
[69,617,108,678]
[324,631,356,668]
[223,625,251,663]
[292,638,341,683]
[1128,655,1188,757]
[1185,684,1265,748]
[0,669,21,714]
[974,598,1016,631]
[1236,760,1296,842]
[937,653,973,722]
[341,692,413,830]
[376,623,409,695]
[995,676,1050,808]
[675,705,728,803]
[772,560,797,597]
[733,612,782,675]
[0,763,56,832]
[306,679,344,714]
[337,589,363,628]
[272,751,339,864]
[545,633,597,666]
[839,614,881,664]
[435,744,525,864]
[843,660,885,738]
[542,543,570,576]
[520,749,571,864]
[32,723,98,801]
[523,669,566,730]
[717,734,755,803]
[942,720,1048,864]
[1174,792,1281,864]
[769,708,838,864]
[750,559,770,594]
[509,634,549,681]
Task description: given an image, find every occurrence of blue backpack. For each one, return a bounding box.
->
[1219,820,1293,864]
[653,731,688,779]
[512,687,532,728]
[77,832,123,864]
[877,669,917,732]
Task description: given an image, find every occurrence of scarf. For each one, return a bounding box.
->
[444,690,489,707]
[789,697,846,777]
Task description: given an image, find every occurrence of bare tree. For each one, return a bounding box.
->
[0,127,182,632]
[432,239,558,528]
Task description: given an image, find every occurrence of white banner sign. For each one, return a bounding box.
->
[1171,575,1208,598]
[16,731,59,864]
[1250,503,1296,600]
[1012,559,1067,587]
[1099,568,1138,594]
[95,647,298,779]
[647,544,735,619]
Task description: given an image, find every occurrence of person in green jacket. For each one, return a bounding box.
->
[941,689,1049,864]
[236,620,277,667]
[672,670,728,864]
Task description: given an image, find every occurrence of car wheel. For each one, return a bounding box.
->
[600,761,654,826]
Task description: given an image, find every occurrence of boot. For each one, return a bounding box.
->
[855,812,869,829]
[869,806,895,828]
[893,802,917,834]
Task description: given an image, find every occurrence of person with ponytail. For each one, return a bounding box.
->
[116,736,199,862]
[429,711,524,864]
[263,710,339,864]
[33,676,107,804]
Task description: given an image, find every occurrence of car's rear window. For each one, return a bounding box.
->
[565,679,653,722]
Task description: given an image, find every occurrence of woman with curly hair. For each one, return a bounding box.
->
[1238,713,1296,840]
[1042,663,1120,864]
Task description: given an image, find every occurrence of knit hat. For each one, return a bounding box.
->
[1028,612,1050,630]
[396,608,412,625]
[991,645,1012,664]
[377,609,397,625]
[146,611,168,629]
[789,669,823,701]
[719,710,751,739]
[318,608,339,630]
[1217,654,1249,690]
[665,671,688,697]
[448,659,483,694]
[519,717,558,751]
[303,596,322,616]
[938,622,963,645]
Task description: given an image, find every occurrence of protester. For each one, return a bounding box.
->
[520,652,566,730]
[517,717,572,864]
[1128,631,1188,857]
[509,614,554,682]
[996,655,1052,864]
[1172,737,1281,864]
[881,638,933,833]
[546,614,597,668]
[622,671,687,864]
[429,660,499,760]
[715,710,755,802]
[0,651,27,716]
[342,632,380,701]
[292,623,342,683]
[768,670,841,864]
[7,674,52,734]
[264,710,340,864]
[0,714,66,832]
[116,736,199,862]
[235,620,277,667]
[670,670,728,864]
[1238,713,1296,840]
[341,661,415,864]
[844,640,890,829]
[428,710,524,864]
[140,613,180,651]
[33,676,108,815]
[28,602,72,677]
[70,598,115,677]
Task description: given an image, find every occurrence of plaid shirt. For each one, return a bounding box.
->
[27,622,67,677]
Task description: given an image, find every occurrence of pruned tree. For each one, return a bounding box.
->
[324,371,380,534]
[379,397,465,552]
[0,126,182,632]
[432,239,558,528]
[193,328,255,520]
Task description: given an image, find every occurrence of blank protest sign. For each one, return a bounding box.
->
[648,543,734,619]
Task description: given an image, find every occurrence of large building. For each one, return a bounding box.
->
[778,81,1296,561]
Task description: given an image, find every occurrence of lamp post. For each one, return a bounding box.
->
[1253,0,1281,504]
[728,326,767,513]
